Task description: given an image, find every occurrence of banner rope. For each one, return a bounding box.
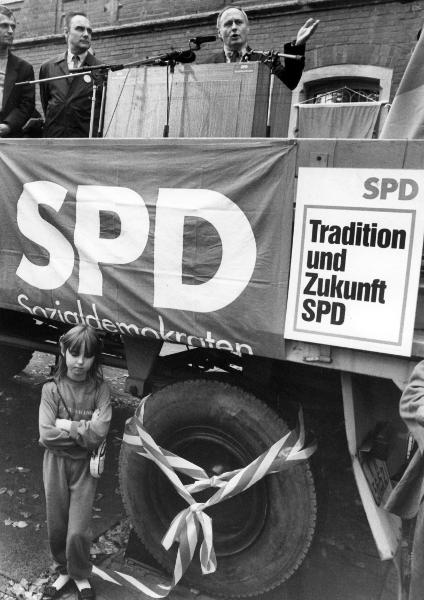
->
[121,395,316,597]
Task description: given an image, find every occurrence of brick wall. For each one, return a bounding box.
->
[6,0,234,36]
[5,0,424,108]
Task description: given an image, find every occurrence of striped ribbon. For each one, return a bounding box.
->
[121,395,316,597]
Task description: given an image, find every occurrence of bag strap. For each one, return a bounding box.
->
[55,383,73,420]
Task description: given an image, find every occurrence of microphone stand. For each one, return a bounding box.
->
[250,49,303,60]
[266,71,275,138]
[16,64,114,138]
[164,60,175,138]
[93,50,196,137]
[17,49,197,138]
[246,49,303,137]
[132,49,197,138]
[63,63,119,137]
[76,66,110,137]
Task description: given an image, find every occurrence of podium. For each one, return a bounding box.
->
[103,62,271,138]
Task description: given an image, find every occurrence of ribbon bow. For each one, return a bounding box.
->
[122,396,316,597]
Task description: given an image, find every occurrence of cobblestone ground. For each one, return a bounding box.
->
[0,351,401,600]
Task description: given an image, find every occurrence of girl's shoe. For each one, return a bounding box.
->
[41,580,73,600]
[76,584,95,600]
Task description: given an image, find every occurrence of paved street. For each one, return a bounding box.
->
[0,352,400,600]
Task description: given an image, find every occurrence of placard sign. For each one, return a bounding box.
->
[284,168,424,356]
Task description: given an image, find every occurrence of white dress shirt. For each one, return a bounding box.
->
[66,50,88,71]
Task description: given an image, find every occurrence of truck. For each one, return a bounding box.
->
[0,134,419,598]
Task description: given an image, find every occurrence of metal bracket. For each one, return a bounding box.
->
[122,336,163,397]
[303,343,332,364]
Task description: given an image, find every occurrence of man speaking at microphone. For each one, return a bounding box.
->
[197,6,319,90]
[40,12,103,137]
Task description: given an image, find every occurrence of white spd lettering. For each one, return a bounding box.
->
[16,182,257,312]
[75,185,149,295]
[16,181,74,289]
[154,188,256,312]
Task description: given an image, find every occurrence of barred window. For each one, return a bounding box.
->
[304,77,380,104]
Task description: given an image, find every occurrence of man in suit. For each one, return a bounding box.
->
[40,12,103,137]
[0,6,35,137]
[197,6,319,91]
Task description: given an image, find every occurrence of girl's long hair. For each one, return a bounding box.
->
[53,324,104,386]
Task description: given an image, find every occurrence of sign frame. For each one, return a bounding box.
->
[284,167,424,356]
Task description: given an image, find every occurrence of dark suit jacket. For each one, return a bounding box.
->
[0,52,35,137]
[384,361,424,519]
[40,51,103,138]
[196,42,305,91]
[385,448,424,519]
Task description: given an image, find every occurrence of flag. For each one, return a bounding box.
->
[380,31,424,138]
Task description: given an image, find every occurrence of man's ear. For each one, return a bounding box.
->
[63,26,69,42]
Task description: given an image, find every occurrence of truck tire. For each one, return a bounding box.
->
[0,346,33,380]
[119,379,317,598]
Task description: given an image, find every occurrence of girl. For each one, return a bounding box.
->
[39,324,112,600]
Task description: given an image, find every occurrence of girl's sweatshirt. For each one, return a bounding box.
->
[39,376,112,459]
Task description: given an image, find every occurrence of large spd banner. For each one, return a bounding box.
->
[0,139,295,361]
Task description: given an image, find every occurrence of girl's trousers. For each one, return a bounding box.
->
[43,450,97,579]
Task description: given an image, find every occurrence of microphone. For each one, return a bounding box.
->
[151,49,196,65]
[165,49,196,64]
[140,49,197,67]
[175,49,196,63]
[189,35,216,46]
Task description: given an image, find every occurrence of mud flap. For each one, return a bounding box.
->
[341,372,402,560]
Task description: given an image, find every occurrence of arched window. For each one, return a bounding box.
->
[288,65,393,137]
[305,77,380,104]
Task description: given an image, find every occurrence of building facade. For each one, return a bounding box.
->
[2,0,422,135]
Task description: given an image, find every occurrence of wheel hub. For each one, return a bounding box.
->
[149,425,268,556]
